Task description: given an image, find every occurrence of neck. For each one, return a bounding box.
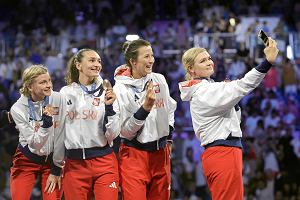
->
[30,95,44,102]
[79,74,94,86]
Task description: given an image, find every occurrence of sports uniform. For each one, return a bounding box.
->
[114,65,176,200]
[179,60,273,199]
[60,78,120,200]
[10,91,65,200]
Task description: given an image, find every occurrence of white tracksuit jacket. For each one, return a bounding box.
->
[10,91,65,171]
[60,79,120,153]
[179,68,267,146]
[113,65,176,143]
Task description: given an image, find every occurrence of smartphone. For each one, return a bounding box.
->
[258,30,269,46]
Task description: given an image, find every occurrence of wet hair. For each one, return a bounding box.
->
[122,39,151,67]
[20,65,49,97]
[65,48,99,85]
[181,47,206,80]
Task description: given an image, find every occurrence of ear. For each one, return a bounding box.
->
[74,60,81,70]
[187,65,194,75]
[129,58,136,67]
[28,84,33,92]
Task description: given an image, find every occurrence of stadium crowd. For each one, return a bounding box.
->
[0,0,300,199]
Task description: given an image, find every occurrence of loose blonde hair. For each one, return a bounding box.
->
[20,65,49,97]
[65,48,100,85]
[181,47,206,80]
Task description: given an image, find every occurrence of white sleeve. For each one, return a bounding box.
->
[113,84,146,140]
[197,69,265,116]
[52,94,66,171]
[104,98,121,144]
[10,106,51,150]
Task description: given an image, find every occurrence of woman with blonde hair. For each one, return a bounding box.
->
[179,37,279,199]
[10,65,65,200]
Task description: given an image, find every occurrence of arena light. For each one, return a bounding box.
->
[286,45,293,60]
[229,18,236,26]
[126,35,140,41]
[71,48,78,54]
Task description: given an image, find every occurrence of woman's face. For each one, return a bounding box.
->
[189,50,215,79]
[29,73,52,101]
[76,50,102,80]
[131,45,155,79]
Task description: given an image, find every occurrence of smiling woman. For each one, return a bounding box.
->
[10,65,65,200]
[60,49,120,200]
[113,39,177,200]
[179,37,279,200]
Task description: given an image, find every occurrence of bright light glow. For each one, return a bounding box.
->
[287,45,293,60]
[71,48,78,54]
[229,18,236,26]
[126,35,140,41]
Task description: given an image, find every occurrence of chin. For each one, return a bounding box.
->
[44,91,52,96]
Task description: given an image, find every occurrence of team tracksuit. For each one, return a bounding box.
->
[60,78,120,200]
[179,59,273,200]
[114,65,176,200]
[10,91,65,200]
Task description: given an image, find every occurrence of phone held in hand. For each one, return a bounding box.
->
[258,30,269,46]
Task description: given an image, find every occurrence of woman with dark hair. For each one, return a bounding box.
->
[60,48,120,200]
[114,39,177,200]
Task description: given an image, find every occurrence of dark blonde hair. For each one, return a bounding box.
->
[182,47,207,80]
[122,39,151,67]
[20,65,49,97]
[65,48,100,85]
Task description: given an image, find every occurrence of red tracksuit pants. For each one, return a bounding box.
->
[119,144,171,200]
[10,149,61,200]
[201,146,243,200]
[63,152,119,200]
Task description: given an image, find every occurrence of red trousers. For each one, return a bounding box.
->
[10,149,61,200]
[119,144,171,200]
[63,152,119,200]
[202,146,243,200]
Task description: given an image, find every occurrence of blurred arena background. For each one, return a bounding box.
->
[0,0,299,199]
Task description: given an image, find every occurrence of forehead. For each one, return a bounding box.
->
[195,51,210,61]
[81,50,100,59]
[33,73,50,82]
[137,46,153,55]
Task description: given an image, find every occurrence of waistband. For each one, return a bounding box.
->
[121,136,167,152]
[66,144,113,160]
[18,143,52,164]
[17,144,62,176]
[204,135,242,150]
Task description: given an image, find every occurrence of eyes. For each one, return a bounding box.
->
[89,58,101,64]
[199,57,212,63]
[39,79,52,85]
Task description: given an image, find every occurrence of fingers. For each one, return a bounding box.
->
[267,37,277,47]
[105,89,116,105]
[43,104,53,116]
[58,177,61,190]
[103,79,112,90]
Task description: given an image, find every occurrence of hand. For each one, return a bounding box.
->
[43,105,54,116]
[104,88,116,105]
[143,80,156,112]
[264,37,279,64]
[44,174,61,193]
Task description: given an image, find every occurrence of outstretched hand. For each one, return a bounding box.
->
[264,37,279,64]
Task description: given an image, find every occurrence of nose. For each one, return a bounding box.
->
[149,56,155,64]
[46,81,53,88]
